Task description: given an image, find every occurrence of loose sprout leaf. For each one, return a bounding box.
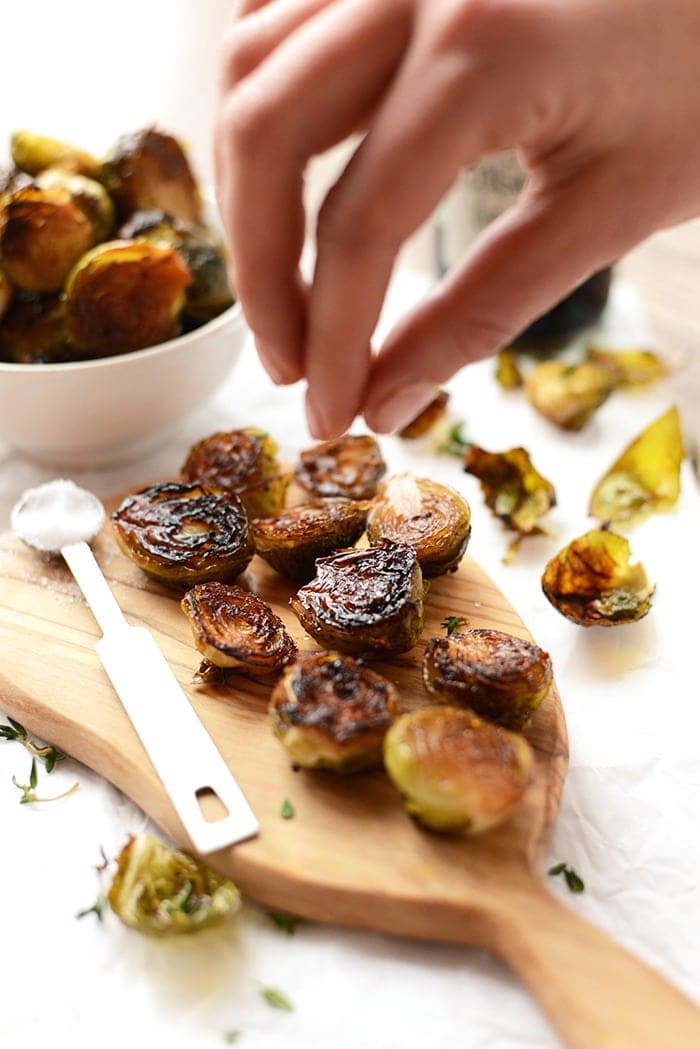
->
[280,798,295,820]
[541,528,654,627]
[261,987,294,1012]
[589,406,684,525]
[464,445,556,538]
[495,349,523,390]
[586,346,668,387]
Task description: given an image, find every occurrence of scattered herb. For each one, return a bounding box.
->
[94,845,111,872]
[261,987,294,1012]
[76,894,107,922]
[267,911,299,936]
[0,717,66,772]
[12,757,80,805]
[280,798,294,820]
[441,615,466,637]
[223,1032,240,1045]
[548,862,585,894]
[436,421,472,459]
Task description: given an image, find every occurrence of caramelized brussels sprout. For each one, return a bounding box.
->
[181,429,289,520]
[10,129,100,178]
[495,349,523,390]
[525,360,613,430]
[464,445,556,540]
[0,292,69,363]
[0,184,95,293]
[107,833,240,935]
[541,528,654,626]
[296,434,386,500]
[423,628,552,730]
[252,499,369,583]
[383,707,533,834]
[181,582,296,680]
[586,346,668,387]
[36,168,114,242]
[589,406,683,525]
[291,540,425,655]
[112,482,254,587]
[0,268,12,323]
[101,127,201,224]
[65,240,191,356]
[270,651,402,772]
[399,390,450,439]
[367,474,471,578]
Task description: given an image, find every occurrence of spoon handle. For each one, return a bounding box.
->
[61,541,127,634]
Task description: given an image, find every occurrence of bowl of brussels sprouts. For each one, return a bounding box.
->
[0,128,245,467]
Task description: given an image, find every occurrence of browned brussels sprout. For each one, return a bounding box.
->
[525,360,613,430]
[65,240,191,356]
[585,345,668,388]
[0,268,12,323]
[107,833,240,935]
[464,445,556,545]
[296,434,386,500]
[0,292,69,364]
[100,127,201,224]
[399,390,450,439]
[495,348,523,390]
[252,499,369,583]
[0,184,95,293]
[291,540,425,656]
[423,628,553,730]
[383,707,533,834]
[36,168,114,243]
[10,130,100,178]
[270,651,402,772]
[181,582,297,681]
[542,528,654,626]
[181,428,289,520]
[112,482,254,588]
[589,406,683,526]
[367,474,471,578]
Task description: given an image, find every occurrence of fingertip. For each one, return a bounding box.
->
[255,337,304,385]
[364,381,439,435]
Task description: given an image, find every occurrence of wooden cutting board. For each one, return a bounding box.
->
[0,511,698,1049]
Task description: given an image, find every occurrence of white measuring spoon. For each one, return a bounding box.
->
[11,479,259,854]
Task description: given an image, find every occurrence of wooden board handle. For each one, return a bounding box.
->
[494,882,700,1049]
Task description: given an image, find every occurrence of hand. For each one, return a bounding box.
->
[216,0,700,438]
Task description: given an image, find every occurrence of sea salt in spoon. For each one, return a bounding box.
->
[11,479,259,853]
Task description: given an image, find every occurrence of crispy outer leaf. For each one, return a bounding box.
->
[586,346,667,387]
[589,406,683,525]
[495,349,523,390]
[464,445,556,536]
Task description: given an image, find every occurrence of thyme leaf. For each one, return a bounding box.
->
[0,717,66,772]
[267,911,299,936]
[441,615,466,637]
[280,798,294,820]
[261,986,294,1012]
[548,862,585,893]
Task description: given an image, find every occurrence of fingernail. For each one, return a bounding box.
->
[369,383,437,434]
[305,393,328,440]
[255,338,297,385]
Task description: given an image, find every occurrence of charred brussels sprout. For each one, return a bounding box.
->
[589,406,683,526]
[0,184,95,293]
[65,240,191,356]
[464,445,556,545]
[423,628,553,730]
[296,434,386,500]
[367,474,471,578]
[291,540,425,656]
[525,360,613,430]
[101,127,201,224]
[107,833,240,935]
[181,582,297,681]
[10,129,100,178]
[252,499,369,582]
[542,528,654,627]
[399,390,450,439]
[0,292,69,363]
[181,428,289,520]
[112,482,254,588]
[36,168,114,243]
[585,346,667,387]
[384,707,533,834]
[0,268,12,323]
[270,651,402,772]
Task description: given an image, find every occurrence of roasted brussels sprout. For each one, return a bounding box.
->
[495,349,523,390]
[107,833,240,935]
[181,582,297,681]
[399,390,450,439]
[383,707,533,834]
[586,345,667,387]
[101,127,201,224]
[291,540,425,656]
[525,360,614,430]
[367,474,471,578]
[252,498,369,583]
[541,528,654,626]
[10,129,100,178]
[464,445,556,544]
[0,268,12,323]
[0,184,95,293]
[112,482,254,588]
[181,429,289,520]
[270,651,402,772]
[589,406,683,526]
[423,628,552,730]
[0,292,69,363]
[295,434,386,500]
[36,168,114,242]
[65,240,191,356]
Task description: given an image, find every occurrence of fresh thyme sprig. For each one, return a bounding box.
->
[436,422,472,459]
[548,862,585,894]
[441,615,467,636]
[76,894,108,922]
[12,756,79,805]
[0,716,66,772]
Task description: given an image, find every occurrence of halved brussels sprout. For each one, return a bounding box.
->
[495,349,523,390]
[399,390,450,439]
[383,707,533,834]
[65,240,191,356]
[112,482,254,588]
[464,445,556,542]
[367,474,471,578]
[252,498,369,582]
[0,268,12,323]
[181,582,297,681]
[181,429,289,520]
[107,833,240,935]
[0,184,95,293]
[10,129,100,178]
[586,346,667,387]
[270,651,402,772]
[525,360,613,430]
[589,406,683,526]
[291,540,425,655]
[36,168,114,243]
[423,628,553,730]
[541,528,654,626]
[100,127,201,224]
[295,434,386,500]
[0,292,69,363]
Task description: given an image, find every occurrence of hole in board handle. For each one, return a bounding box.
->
[196,786,230,823]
